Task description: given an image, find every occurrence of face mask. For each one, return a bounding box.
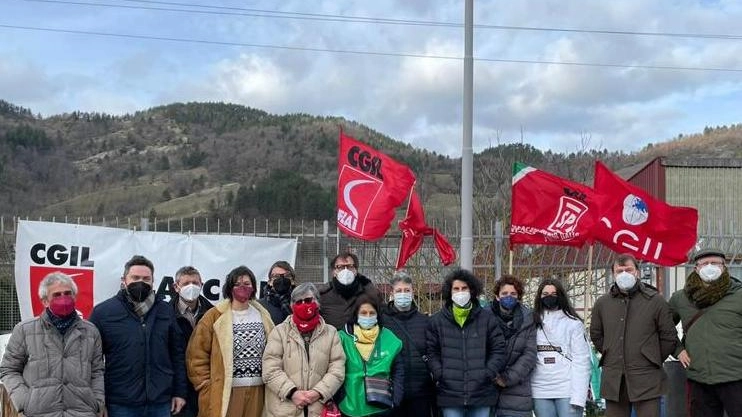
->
[541,295,559,310]
[451,291,471,307]
[615,271,637,291]
[393,293,413,309]
[292,301,318,321]
[699,264,722,282]
[127,281,152,303]
[232,285,254,303]
[499,295,519,310]
[179,284,201,302]
[49,295,76,317]
[357,315,378,329]
[272,277,292,295]
[336,269,356,286]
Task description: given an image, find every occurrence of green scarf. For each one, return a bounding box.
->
[452,303,472,327]
[684,270,731,308]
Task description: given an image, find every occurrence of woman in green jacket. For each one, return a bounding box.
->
[337,294,404,416]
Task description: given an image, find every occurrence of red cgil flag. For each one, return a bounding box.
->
[509,162,600,248]
[395,189,456,269]
[592,160,699,266]
[337,131,416,241]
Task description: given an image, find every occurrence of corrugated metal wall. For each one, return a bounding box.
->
[666,166,742,235]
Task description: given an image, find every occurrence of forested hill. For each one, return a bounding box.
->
[0,99,740,221]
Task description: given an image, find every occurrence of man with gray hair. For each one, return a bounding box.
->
[263,282,346,416]
[0,272,105,417]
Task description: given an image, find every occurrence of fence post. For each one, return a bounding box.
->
[323,220,329,283]
[495,220,503,281]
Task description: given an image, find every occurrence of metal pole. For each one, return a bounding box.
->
[494,220,503,279]
[460,0,474,270]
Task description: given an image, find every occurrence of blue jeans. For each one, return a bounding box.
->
[441,406,491,417]
[533,398,583,417]
[108,402,171,417]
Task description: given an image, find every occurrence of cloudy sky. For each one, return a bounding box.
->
[2,0,742,156]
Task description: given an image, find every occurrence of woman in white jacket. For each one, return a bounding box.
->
[530,278,591,417]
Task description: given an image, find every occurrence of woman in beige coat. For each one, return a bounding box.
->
[262,283,346,417]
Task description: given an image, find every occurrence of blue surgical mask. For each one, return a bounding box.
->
[357,315,378,329]
[499,295,519,310]
[393,293,413,309]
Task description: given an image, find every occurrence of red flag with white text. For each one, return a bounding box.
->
[337,131,416,241]
[396,189,456,269]
[509,162,600,247]
[592,160,699,266]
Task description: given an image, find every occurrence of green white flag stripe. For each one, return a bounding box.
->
[512,162,536,185]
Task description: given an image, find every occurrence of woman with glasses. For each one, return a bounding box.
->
[187,265,275,417]
[337,294,404,416]
[530,278,590,417]
[259,260,298,325]
[262,283,346,417]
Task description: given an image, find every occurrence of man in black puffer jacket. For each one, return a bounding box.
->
[426,268,507,417]
[491,275,537,417]
[384,271,436,417]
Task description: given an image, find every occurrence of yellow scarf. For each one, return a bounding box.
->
[353,324,379,361]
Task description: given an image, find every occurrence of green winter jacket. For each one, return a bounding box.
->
[669,278,742,384]
[338,326,403,417]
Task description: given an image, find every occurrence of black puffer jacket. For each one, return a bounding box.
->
[317,274,382,329]
[491,304,538,417]
[383,302,434,400]
[258,287,292,325]
[426,304,507,407]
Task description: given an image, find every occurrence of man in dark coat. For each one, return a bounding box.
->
[90,255,187,417]
[168,265,213,417]
[590,254,677,417]
[383,270,435,417]
[317,252,382,329]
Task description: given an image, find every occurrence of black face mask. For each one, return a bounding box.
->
[272,277,292,295]
[127,281,152,303]
[541,295,559,310]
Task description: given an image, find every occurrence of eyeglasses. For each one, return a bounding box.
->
[294,297,315,304]
[51,290,74,298]
[270,273,294,280]
[334,263,356,271]
[697,261,724,267]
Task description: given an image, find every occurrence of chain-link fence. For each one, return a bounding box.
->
[2,215,741,332]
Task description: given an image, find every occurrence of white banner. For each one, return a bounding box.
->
[14,220,297,320]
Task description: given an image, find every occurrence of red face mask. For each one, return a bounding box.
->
[49,295,76,317]
[232,285,253,303]
[292,302,320,332]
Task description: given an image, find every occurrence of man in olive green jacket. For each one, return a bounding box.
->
[669,248,742,417]
[590,254,678,417]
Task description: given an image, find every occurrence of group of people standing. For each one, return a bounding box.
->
[1,249,740,417]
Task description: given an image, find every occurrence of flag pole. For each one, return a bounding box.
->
[586,245,594,323]
[508,249,513,275]
[460,0,474,270]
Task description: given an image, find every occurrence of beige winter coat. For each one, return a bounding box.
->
[262,316,346,417]
[186,299,274,417]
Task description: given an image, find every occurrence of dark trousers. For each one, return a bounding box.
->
[688,379,742,417]
[605,376,660,417]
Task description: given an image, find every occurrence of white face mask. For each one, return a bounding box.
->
[393,293,413,309]
[451,291,471,307]
[615,271,637,291]
[336,269,356,285]
[699,264,723,282]
[179,283,201,302]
